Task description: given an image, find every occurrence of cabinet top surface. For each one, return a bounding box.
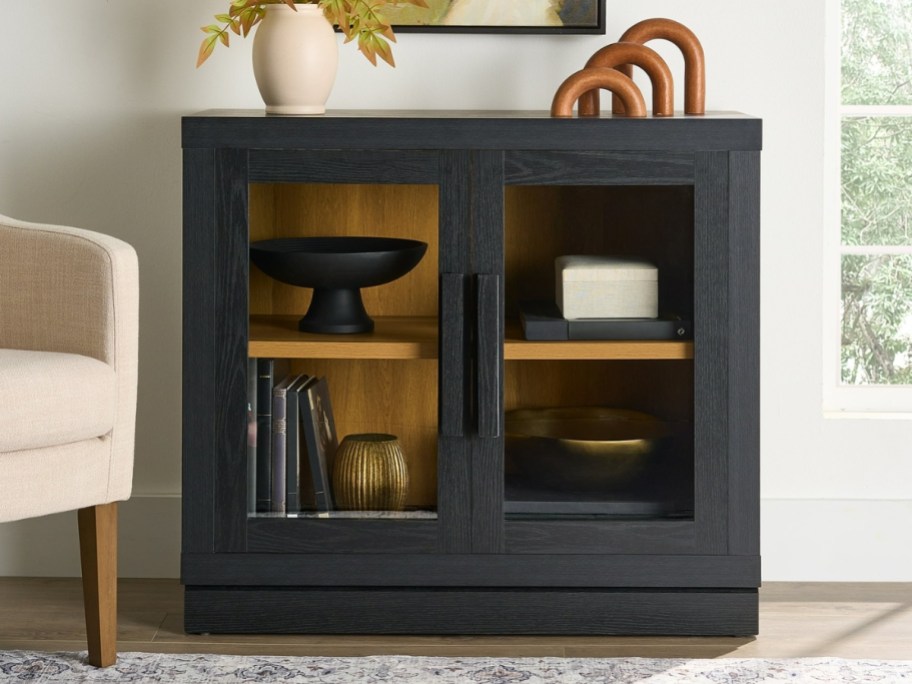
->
[186,109,757,120]
[182,109,761,152]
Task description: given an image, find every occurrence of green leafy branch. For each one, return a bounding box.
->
[197,0,429,68]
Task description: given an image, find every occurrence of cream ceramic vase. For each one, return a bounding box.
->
[252,3,339,115]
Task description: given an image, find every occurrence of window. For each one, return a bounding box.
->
[829,0,912,411]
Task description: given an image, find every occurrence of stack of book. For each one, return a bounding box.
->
[246,359,338,515]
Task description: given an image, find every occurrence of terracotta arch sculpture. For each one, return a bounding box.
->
[551,68,647,118]
[578,42,673,117]
[613,18,705,115]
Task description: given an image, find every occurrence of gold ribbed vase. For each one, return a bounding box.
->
[332,434,409,511]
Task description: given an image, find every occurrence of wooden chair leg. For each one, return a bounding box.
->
[78,502,118,667]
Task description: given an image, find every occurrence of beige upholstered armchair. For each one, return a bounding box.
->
[0,214,138,667]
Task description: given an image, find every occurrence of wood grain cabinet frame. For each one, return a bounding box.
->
[182,110,761,636]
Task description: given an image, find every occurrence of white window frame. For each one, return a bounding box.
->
[823,0,912,416]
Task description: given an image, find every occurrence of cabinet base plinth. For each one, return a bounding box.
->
[184,587,758,636]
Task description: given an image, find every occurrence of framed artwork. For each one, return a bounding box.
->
[384,0,606,34]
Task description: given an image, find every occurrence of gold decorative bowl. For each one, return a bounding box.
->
[504,407,667,490]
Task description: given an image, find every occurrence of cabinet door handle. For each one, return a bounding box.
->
[439,273,466,437]
[476,274,503,438]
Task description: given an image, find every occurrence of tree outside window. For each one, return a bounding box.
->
[841,0,912,385]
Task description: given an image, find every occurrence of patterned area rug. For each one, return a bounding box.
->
[1,652,911,683]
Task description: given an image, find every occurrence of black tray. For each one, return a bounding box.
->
[519,301,692,341]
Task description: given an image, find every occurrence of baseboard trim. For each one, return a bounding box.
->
[0,495,179,578]
[761,498,912,581]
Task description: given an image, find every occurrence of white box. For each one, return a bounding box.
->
[555,255,658,319]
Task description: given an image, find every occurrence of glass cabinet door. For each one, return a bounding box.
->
[225,173,452,554]
[247,181,441,520]
[501,184,695,525]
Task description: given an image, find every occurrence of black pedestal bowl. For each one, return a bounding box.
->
[250,237,428,334]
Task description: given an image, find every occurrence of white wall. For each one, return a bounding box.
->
[1,0,909,580]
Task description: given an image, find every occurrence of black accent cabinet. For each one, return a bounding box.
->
[182,110,761,635]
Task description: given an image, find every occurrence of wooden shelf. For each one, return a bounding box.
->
[503,321,693,361]
[249,315,438,360]
[250,316,694,361]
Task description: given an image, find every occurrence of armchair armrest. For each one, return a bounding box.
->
[0,214,138,366]
[0,213,139,501]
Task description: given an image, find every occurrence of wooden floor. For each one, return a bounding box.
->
[0,580,910,660]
